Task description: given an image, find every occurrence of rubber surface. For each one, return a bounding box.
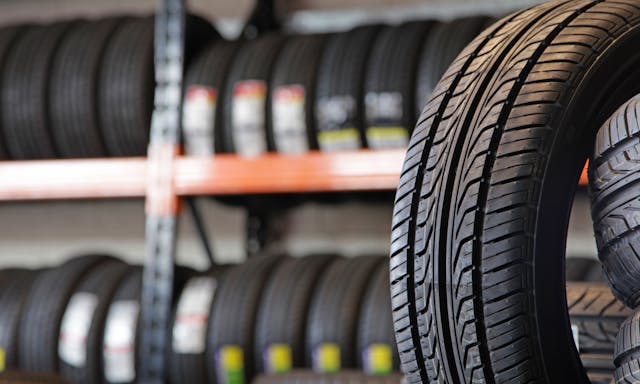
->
[221,34,286,155]
[306,256,384,371]
[589,94,640,309]
[357,261,399,374]
[206,254,282,384]
[49,18,124,158]
[315,25,382,151]
[182,40,240,155]
[389,2,640,383]
[363,21,432,149]
[269,34,328,153]
[59,260,131,384]
[0,26,25,159]
[0,269,37,371]
[19,255,113,372]
[614,312,640,383]
[254,255,336,374]
[1,22,75,159]
[414,17,487,117]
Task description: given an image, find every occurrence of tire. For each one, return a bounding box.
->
[253,370,404,384]
[221,34,286,156]
[0,26,25,159]
[389,2,640,383]
[206,254,283,384]
[0,269,38,371]
[269,34,329,154]
[182,40,240,155]
[306,256,384,372]
[589,94,640,309]
[19,255,113,372]
[315,25,382,151]
[357,261,399,375]
[102,267,142,384]
[98,17,154,157]
[614,312,640,383]
[1,22,75,159]
[169,267,227,384]
[568,282,632,379]
[414,17,488,117]
[254,254,336,374]
[363,21,432,150]
[567,257,600,282]
[49,18,124,158]
[58,260,131,384]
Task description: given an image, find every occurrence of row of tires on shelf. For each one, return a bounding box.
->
[0,254,401,384]
[387,1,640,383]
[0,12,492,160]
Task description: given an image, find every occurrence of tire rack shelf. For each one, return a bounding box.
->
[0,150,590,201]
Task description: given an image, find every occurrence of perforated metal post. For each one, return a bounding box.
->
[139,0,185,382]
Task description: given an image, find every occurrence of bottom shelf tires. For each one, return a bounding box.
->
[390,1,640,383]
[253,370,404,384]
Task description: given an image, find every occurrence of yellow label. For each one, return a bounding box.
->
[218,345,244,384]
[266,343,292,373]
[366,126,409,142]
[314,343,341,373]
[318,128,360,145]
[0,347,4,372]
[365,344,393,375]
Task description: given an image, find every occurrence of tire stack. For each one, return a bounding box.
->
[388,1,640,384]
[0,15,218,160]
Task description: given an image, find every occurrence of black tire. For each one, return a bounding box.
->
[269,34,329,153]
[567,257,600,282]
[102,267,142,384]
[1,21,76,159]
[389,2,640,383]
[568,282,632,379]
[19,255,113,372]
[253,370,404,384]
[206,254,283,384]
[49,18,124,158]
[0,269,38,371]
[98,17,154,157]
[315,25,382,151]
[182,40,240,155]
[169,267,227,384]
[589,94,640,309]
[414,17,488,117]
[254,254,336,374]
[58,260,131,384]
[306,256,384,372]
[357,261,399,375]
[221,34,286,155]
[614,312,640,383]
[0,25,25,159]
[363,21,432,150]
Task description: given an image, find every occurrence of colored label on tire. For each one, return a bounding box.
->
[103,300,139,383]
[217,345,245,384]
[317,95,360,151]
[59,292,98,367]
[173,277,217,354]
[313,343,341,373]
[264,343,292,374]
[183,86,217,155]
[232,80,268,157]
[0,347,4,372]
[363,343,393,375]
[273,85,308,154]
[365,91,408,148]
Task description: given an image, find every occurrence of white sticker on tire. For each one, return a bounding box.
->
[317,95,360,151]
[232,80,268,157]
[172,277,217,354]
[273,85,308,154]
[59,292,98,367]
[571,324,579,352]
[365,91,408,149]
[183,85,217,155]
[103,300,139,383]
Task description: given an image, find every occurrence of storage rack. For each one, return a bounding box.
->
[0,0,591,382]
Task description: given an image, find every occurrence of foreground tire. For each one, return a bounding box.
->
[390,2,640,383]
[615,312,640,383]
[589,94,640,309]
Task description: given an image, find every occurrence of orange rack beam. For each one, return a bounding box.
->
[0,150,590,201]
